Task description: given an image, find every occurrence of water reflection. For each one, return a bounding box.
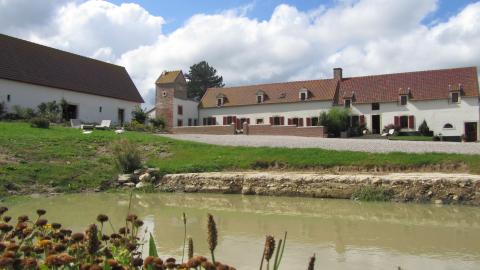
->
[5,193,480,270]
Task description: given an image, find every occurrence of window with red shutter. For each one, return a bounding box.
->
[408,115,415,129]
[280,117,285,125]
[269,117,274,125]
[394,116,400,126]
[298,118,304,127]
[306,118,311,126]
[359,115,365,125]
[223,117,227,125]
[288,118,292,125]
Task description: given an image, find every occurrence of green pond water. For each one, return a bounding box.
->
[4,192,480,270]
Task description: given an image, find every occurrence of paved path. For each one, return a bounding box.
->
[160,134,480,154]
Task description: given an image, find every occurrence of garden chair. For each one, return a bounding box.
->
[70,119,82,129]
[95,120,111,130]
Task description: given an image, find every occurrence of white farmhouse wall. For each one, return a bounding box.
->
[349,97,479,136]
[200,101,333,125]
[173,98,198,127]
[0,78,139,124]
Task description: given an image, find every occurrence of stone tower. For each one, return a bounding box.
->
[155,70,188,130]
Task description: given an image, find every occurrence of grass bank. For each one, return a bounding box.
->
[1,122,479,196]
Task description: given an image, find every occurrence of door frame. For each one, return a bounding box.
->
[371,114,381,134]
[464,121,478,142]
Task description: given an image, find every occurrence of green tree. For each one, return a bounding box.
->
[131,105,148,124]
[320,108,350,137]
[186,61,224,99]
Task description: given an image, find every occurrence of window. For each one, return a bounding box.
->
[177,119,183,127]
[162,91,167,97]
[99,106,102,113]
[372,103,380,110]
[203,117,216,126]
[217,98,224,107]
[256,118,264,124]
[311,117,319,126]
[7,95,10,102]
[451,92,460,103]
[194,119,198,126]
[400,95,408,105]
[300,92,307,101]
[257,95,264,104]
[344,99,351,108]
[400,116,409,128]
[177,105,183,115]
[350,115,359,127]
[271,116,282,125]
[188,118,192,126]
[443,123,454,129]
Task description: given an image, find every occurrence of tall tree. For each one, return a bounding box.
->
[186,61,224,99]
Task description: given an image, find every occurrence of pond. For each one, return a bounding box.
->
[4,192,480,270]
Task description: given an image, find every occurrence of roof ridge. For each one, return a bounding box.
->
[0,33,125,70]
[209,77,337,91]
[343,66,476,80]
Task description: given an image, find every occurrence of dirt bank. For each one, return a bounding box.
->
[157,172,480,206]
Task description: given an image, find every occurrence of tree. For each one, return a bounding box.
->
[418,120,431,136]
[186,61,224,99]
[131,105,148,124]
[319,108,350,137]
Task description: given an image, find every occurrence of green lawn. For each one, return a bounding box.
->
[1,121,479,196]
[388,136,433,141]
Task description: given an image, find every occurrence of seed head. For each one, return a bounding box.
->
[188,237,194,259]
[307,254,315,270]
[36,209,46,216]
[3,216,11,223]
[35,219,48,227]
[17,215,29,222]
[71,232,85,242]
[263,235,275,262]
[52,223,62,230]
[86,224,100,255]
[0,207,8,215]
[96,214,109,223]
[207,214,217,252]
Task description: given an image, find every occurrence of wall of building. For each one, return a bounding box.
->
[173,98,199,127]
[199,100,332,125]
[172,124,235,135]
[349,97,479,136]
[245,124,326,137]
[0,78,139,124]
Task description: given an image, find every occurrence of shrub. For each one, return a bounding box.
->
[319,108,350,137]
[30,117,50,128]
[418,120,431,136]
[352,186,394,202]
[131,105,148,124]
[112,139,142,173]
[125,120,154,132]
[0,102,4,118]
[37,100,61,122]
[150,117,166,129]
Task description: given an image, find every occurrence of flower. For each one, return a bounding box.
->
[96,214,109,223]
[207,214,217,252]
[36,209,46,216]
[263,235,275,262]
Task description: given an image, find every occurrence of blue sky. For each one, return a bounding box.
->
[109,0,476,33]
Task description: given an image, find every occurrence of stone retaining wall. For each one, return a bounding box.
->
[245,124,326,137]
[171,125,235,135]
[158,172,480,206]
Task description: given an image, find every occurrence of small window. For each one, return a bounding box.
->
[256,118,264,124]
[177,105,183,115]
[188,118,192,126]
[372,103,380,110]
[344,99,351,108]
[443,123,454,129]
[7,95,11,102]
[177,119,183,127]
[311,117,319,126]
[194,119,198,126]
[400,95,408,105]
[400,116,409,128]
[162,91,167,97]
[99,106,102,113]
[300,92,307,101]
[217,98,223,107]
[272,116,282,125]
[257,95,264,104]
[451,92,459,103]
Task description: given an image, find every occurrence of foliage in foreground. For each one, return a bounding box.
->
[112,139,143,173]
[351,186,394,202]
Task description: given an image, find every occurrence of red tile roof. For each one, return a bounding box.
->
[0,34,143,103]
[338,67,479,105]
[200,79,339,108]
[200,67,479,108]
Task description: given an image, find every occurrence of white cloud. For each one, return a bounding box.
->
[2,0,480,107]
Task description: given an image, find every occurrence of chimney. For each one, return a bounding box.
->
[333,68,343,80]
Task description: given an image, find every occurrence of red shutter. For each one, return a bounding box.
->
[223,117,227,125]
[306,118,311,126]
[203,118,206,125]
[299,118,304,127]
[269,117,274,125]
[247,118,250,124]
[236,118,241,129]
[212,117,216,125]
[394,116,400,126]
[359,115,365,125]
[280,117,285,125]
[288,118,292,125]
[408,115,415,129]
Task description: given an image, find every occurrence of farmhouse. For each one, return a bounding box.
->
[0,34,143,124]
[155,66,479,141]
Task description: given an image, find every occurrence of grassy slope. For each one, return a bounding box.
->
[1,122,479,195]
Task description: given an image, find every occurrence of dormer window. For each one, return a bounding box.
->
[216,93,226,107]
[299,89,309,101]
[256,90,265,104]
[344,99,351,108]
[451,92,460,103]
[400,95,408,105]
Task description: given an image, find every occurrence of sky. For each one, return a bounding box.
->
[1,0,479,107]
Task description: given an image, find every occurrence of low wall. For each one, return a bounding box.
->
[245,124,326,137]
[158,172,480,206]
[171,125,235,135]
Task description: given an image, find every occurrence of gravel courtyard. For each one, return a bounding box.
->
[160,134,480,154]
